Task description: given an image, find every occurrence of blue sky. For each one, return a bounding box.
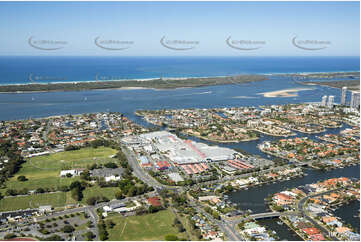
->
[0,1,359,56]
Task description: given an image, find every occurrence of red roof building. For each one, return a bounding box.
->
[147,197,162,207]
[303,227,321,236]
[156,161,170,170]
[310,233,326,241]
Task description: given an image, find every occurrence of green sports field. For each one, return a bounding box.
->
[1,146,118,192]
[83,186,120,201]
[0,191,75,211]
[0,147,119,211]
[105,209,187,241]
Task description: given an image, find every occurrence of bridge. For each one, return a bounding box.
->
[250,211,299,220]
[228,211,300,225]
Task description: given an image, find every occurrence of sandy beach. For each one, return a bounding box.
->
[258,87,314,98]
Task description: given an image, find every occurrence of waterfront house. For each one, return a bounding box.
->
[303,227,321,236]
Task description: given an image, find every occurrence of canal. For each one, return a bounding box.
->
[334,199,360,233]
[228,165,360,240]
[136,113,359,239]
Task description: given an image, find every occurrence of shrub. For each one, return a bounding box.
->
[4,233,16,240]
[17,175,27,181]
[165,234,179,241]
[62,225,75,233]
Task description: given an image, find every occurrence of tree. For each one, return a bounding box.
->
[98,221,108,241]
[86,197,97,206]
[35,188,45,194]
[115,191,125,200]
[164,234,179,241]
[65,145,80,151]
[90,139,105,148]
[86,221,93,228]
[5,189,17,196]
[173,218,181,226]
[127,186,136,197]
[86,196,109,205]
[80,170,91,180]
[69,181,82,190]
[62,225,75,233]
[176,223,185,232]
[58,185,69,192]
[148,205,161,213]
[212,210,220,220]
[104,162,118,169]
[71,187,83,201]
[106,220,115,229]
[17,175,27,181]
[83,231,95,241]
[4,233,16,239]
[41,235,64,241]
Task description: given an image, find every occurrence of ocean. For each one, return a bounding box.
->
[0,56,359,85]
[0,56,359,237]
[0,56,359,122]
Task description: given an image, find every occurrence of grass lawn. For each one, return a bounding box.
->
[178,214,198,241]
[0,192,75,211]
[82,186,120,203]
[105,209,187,241]
[1,146,118,192]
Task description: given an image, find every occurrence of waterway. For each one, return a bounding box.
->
[0,74,359,240]
[228,165,360,213]
[334,200,360,233]
[257,218,303,241]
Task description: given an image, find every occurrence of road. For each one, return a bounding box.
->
[187,196,245,241]
[121,146,180,192]
[123,146,246,241]
[297,187,347,241]
[35,192,156,240]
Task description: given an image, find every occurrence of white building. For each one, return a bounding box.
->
[321,95,327,106]
[247,119,261,128]
[39,205,52,213]
[327,95,334,108]
[60,169,84,177]
[105,175,121,182]
[350,91,360,109]
[341,86,347,105]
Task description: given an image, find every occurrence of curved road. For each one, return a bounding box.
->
[297,187,347,241]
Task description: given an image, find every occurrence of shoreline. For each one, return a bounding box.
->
[181,131,260,143]
[0,75,268,93]
[0,70,359,87]
[0,71,359,93]
[299,79,360,92]
[258,87,314,98]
